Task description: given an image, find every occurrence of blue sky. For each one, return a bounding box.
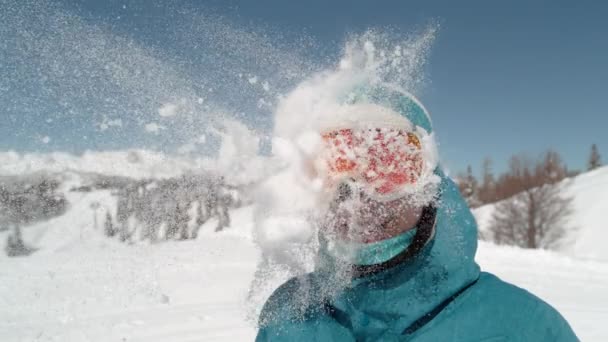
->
[1,0,607,176]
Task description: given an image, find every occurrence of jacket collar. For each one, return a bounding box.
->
[316,173,481,339]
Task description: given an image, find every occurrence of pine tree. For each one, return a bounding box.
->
[478,158,496,204]
[5,224,33,257]
[538,150,566,184]
[104,212,116,237]
[459,165,481,208]
[588,144,602,171]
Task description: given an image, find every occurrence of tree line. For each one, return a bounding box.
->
[101,174,241,243]
[457,144,602,249]
[1,174,68,256]
[1,172,249,256]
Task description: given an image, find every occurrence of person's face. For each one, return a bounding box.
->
[313,126,430,243]
[324,181,422,243]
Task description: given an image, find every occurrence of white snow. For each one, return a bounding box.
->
[0,150,217,180]
[0,23,604,340]
[145,122,165,134]
[0,123,271,186]
[0,179,607,341]
[177,143,196,155]
[474,165,608,262]
[258,38,441,270]
[99,118,124,131]
[158,103,179,117]
[0,165,607,340]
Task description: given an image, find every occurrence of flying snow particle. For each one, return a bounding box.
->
[177,143,196,154]
[108,119,123,127]
[248,76,258,84]
[158,103,178,117]
[98,118,123,131]
[41,136,51,144]
[145,122,165,134]
[257,98,270,109]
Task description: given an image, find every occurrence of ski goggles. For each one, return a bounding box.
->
[316,127,426,201]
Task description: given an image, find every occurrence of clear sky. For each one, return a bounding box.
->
[1,0,607,176]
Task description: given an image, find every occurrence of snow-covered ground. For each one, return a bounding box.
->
[474,165,608,262]
[2,163,608,341]
[0,193,262,342]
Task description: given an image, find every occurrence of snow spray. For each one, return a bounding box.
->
[248,27,439,323]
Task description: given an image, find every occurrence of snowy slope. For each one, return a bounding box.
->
[563,167,608,260]
[1,184,608,341]
[473,165,608,262]
[0,199,260,342]
[2,161,608,341]
[0,232,260,342]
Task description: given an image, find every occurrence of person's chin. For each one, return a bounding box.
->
[343,219,386,243]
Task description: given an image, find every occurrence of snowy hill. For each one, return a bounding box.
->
[1,156,608,340]
[0,150,215,180]
[1,193,607,341]
[473,165,608,262]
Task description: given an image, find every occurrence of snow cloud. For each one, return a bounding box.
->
[145,122,166,134]
[98,118,123,132]
[158,103,179,117]
[177,143,196,154]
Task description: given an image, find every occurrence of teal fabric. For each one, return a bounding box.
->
[256,175,578,341]
[344,84,433,133]
[256,89,577,340]
[322,227,418,266]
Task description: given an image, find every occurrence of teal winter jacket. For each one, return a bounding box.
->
[256,174,577,341]
[256,86,577,341]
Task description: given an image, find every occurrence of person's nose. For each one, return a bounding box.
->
[336,181,353,202]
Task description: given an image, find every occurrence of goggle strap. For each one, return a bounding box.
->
[351,201,438,278]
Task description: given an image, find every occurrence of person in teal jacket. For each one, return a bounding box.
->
[256,85,578,341]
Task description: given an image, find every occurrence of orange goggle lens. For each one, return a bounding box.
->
[320,128,424,198]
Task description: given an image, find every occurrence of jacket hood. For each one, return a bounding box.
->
[259,85,479,339]
[315,172,481,339]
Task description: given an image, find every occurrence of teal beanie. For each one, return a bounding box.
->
[343,84,433,134]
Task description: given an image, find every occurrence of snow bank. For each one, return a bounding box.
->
[473,166,608,261]
[0,188,607,340]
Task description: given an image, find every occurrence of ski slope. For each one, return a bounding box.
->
[1,163,608,341]
[474,165,608,262]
